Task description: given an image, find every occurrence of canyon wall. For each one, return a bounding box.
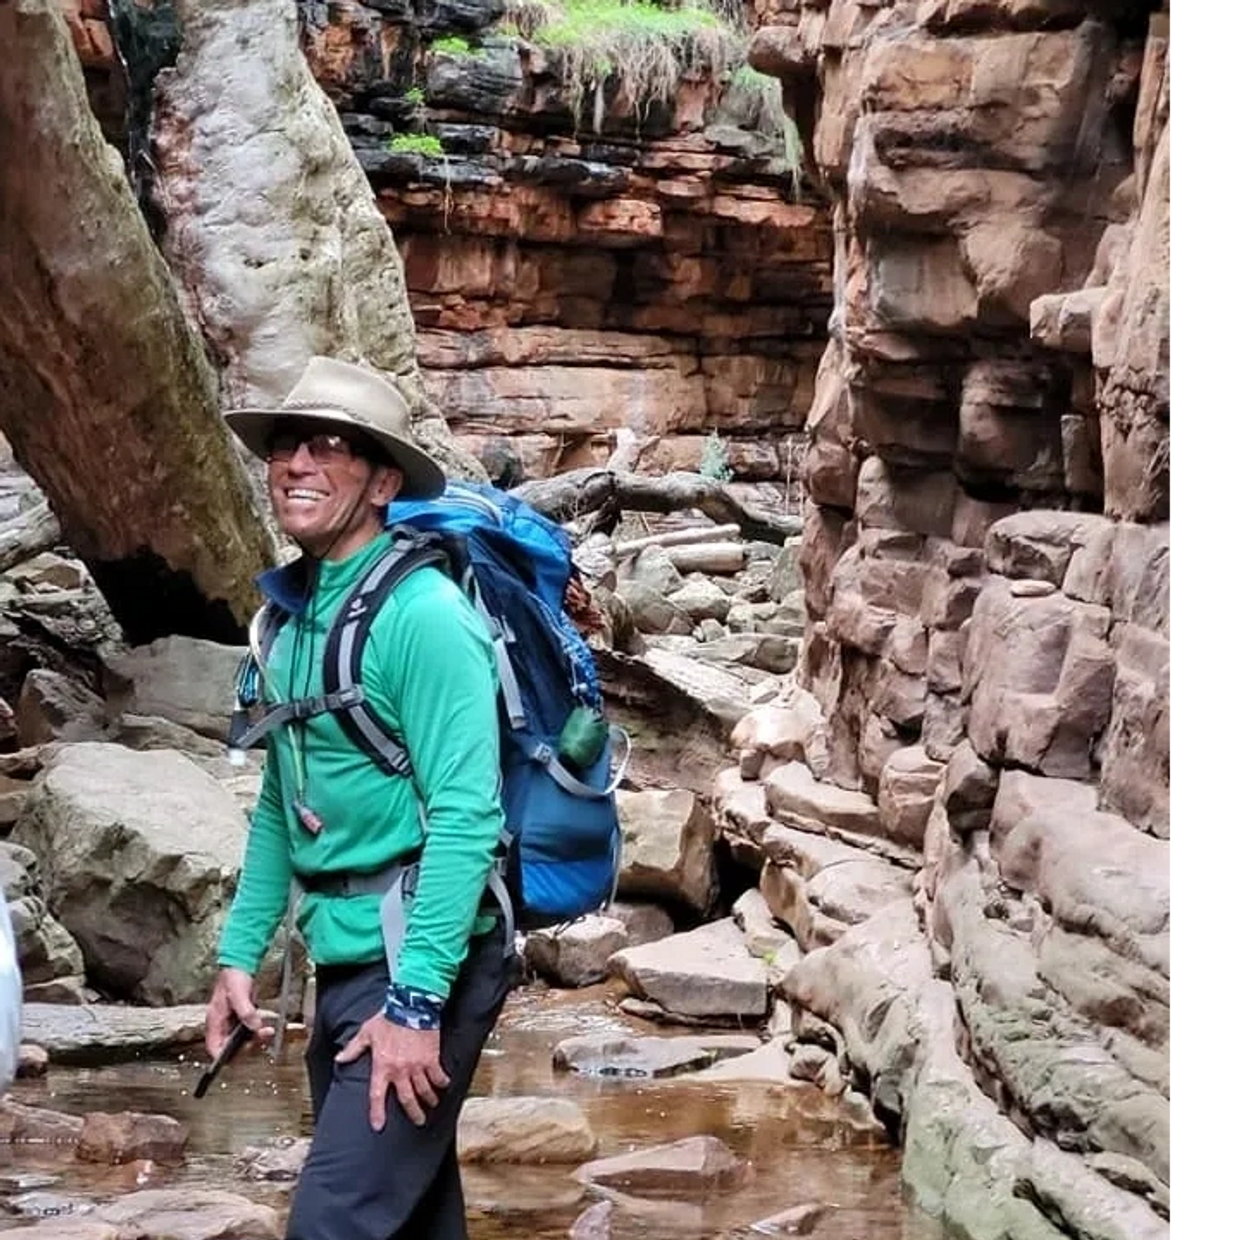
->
[733,0,1170,1233]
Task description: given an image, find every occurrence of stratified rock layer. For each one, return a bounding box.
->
[300,0,831,482]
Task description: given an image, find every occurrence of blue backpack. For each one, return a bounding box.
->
[232,481,628,932]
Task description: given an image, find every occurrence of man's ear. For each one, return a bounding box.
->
[369,464,404,508]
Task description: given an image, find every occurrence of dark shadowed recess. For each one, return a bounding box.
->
[86,548,247,647]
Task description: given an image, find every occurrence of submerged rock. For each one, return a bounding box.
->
[574,1134,747,1195]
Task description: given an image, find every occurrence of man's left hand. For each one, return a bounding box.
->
[335,1015,451,1132]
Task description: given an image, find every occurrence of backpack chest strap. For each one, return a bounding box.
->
[228,686,367,751]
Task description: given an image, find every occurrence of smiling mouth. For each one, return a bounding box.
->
[284,488,329,503]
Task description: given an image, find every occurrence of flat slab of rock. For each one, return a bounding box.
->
[0,1097,85,1145]
[639,647,755,730]
[553,1033,762,1078]
[21,1002,206,1062]
[690,1037,800,1084]
[573,1134,746,1195]
[93,1188,280,1239]
[609,918,769,1019]
[764,763,882,839]
[459,1096,597,1163]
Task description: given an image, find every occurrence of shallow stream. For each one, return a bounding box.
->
[2,982,947,1239]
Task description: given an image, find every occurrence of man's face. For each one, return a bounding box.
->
[265,420,402,560]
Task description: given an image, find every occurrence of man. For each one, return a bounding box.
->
[206,355,510,1240]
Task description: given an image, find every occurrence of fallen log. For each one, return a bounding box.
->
[513,470,801,545]
[666,542,746,575]
[0,499,60,574]
[613,523,741,558]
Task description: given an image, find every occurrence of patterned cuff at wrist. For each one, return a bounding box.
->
[383,984,445,1032]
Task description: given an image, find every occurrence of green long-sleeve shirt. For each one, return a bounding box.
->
[217,531,504,998]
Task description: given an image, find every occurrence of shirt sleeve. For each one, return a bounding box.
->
[379,573,504,997]
[217,756,294,975]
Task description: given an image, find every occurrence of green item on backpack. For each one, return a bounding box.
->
[557,704,609,772]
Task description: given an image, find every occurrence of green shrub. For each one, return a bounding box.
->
[495,1,801,179]
[430,35,473,55]
[404,85,425,105]
[389,132,446,157]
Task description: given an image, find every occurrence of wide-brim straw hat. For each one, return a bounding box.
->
[223,355,445,500]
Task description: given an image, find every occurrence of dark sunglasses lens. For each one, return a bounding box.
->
[267,431,358,463]
[266,432,300,460]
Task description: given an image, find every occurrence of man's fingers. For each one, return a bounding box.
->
[427,1060,451,1090]
[369,1071,389,1132]
[227,992,260,1028]
[204,1011,230,1059]
[335,1032,367,1065]
[394,1076,427,1127]
[410,1067,442,1111]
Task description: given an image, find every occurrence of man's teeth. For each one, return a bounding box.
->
[287,489,327,501]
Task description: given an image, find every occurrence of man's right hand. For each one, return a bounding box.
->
[205,967,274,1058]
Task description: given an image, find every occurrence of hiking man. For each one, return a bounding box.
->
[206,355,511,1240]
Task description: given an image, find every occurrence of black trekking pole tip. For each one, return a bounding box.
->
[194,1023,255,1099]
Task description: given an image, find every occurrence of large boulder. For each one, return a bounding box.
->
[0,0,276,645]
[101,636,245,742]
[617,788,718,914]
[12,744,247,1004]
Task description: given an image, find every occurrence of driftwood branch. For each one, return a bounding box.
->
[0,499,61,573]
[514,470,802,545]
[612,523,741,558]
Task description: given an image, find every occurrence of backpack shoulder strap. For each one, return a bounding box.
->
[322,528,453,778]
[228,600,372,752]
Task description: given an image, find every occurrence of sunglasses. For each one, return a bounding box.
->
[266,429,374,465]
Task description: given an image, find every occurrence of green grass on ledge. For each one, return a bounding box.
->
[429,35,473,55]
[503,0,740,129]
[389,132,446,157]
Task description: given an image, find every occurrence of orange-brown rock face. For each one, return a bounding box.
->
[740,10,1170,1221]
[298,2,833,482]
[757,0,1169,829]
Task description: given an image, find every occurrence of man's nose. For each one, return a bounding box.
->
[285,440,319,471]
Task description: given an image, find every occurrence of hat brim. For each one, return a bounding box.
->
[223,406,445,500]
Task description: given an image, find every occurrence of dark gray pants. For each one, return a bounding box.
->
[285,926,511,1240]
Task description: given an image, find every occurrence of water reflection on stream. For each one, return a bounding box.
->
[3,982,946,1239]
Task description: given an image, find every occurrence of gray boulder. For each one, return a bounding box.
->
[12,743,247,1004]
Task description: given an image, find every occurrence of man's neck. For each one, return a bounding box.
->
[301,518,386,563]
